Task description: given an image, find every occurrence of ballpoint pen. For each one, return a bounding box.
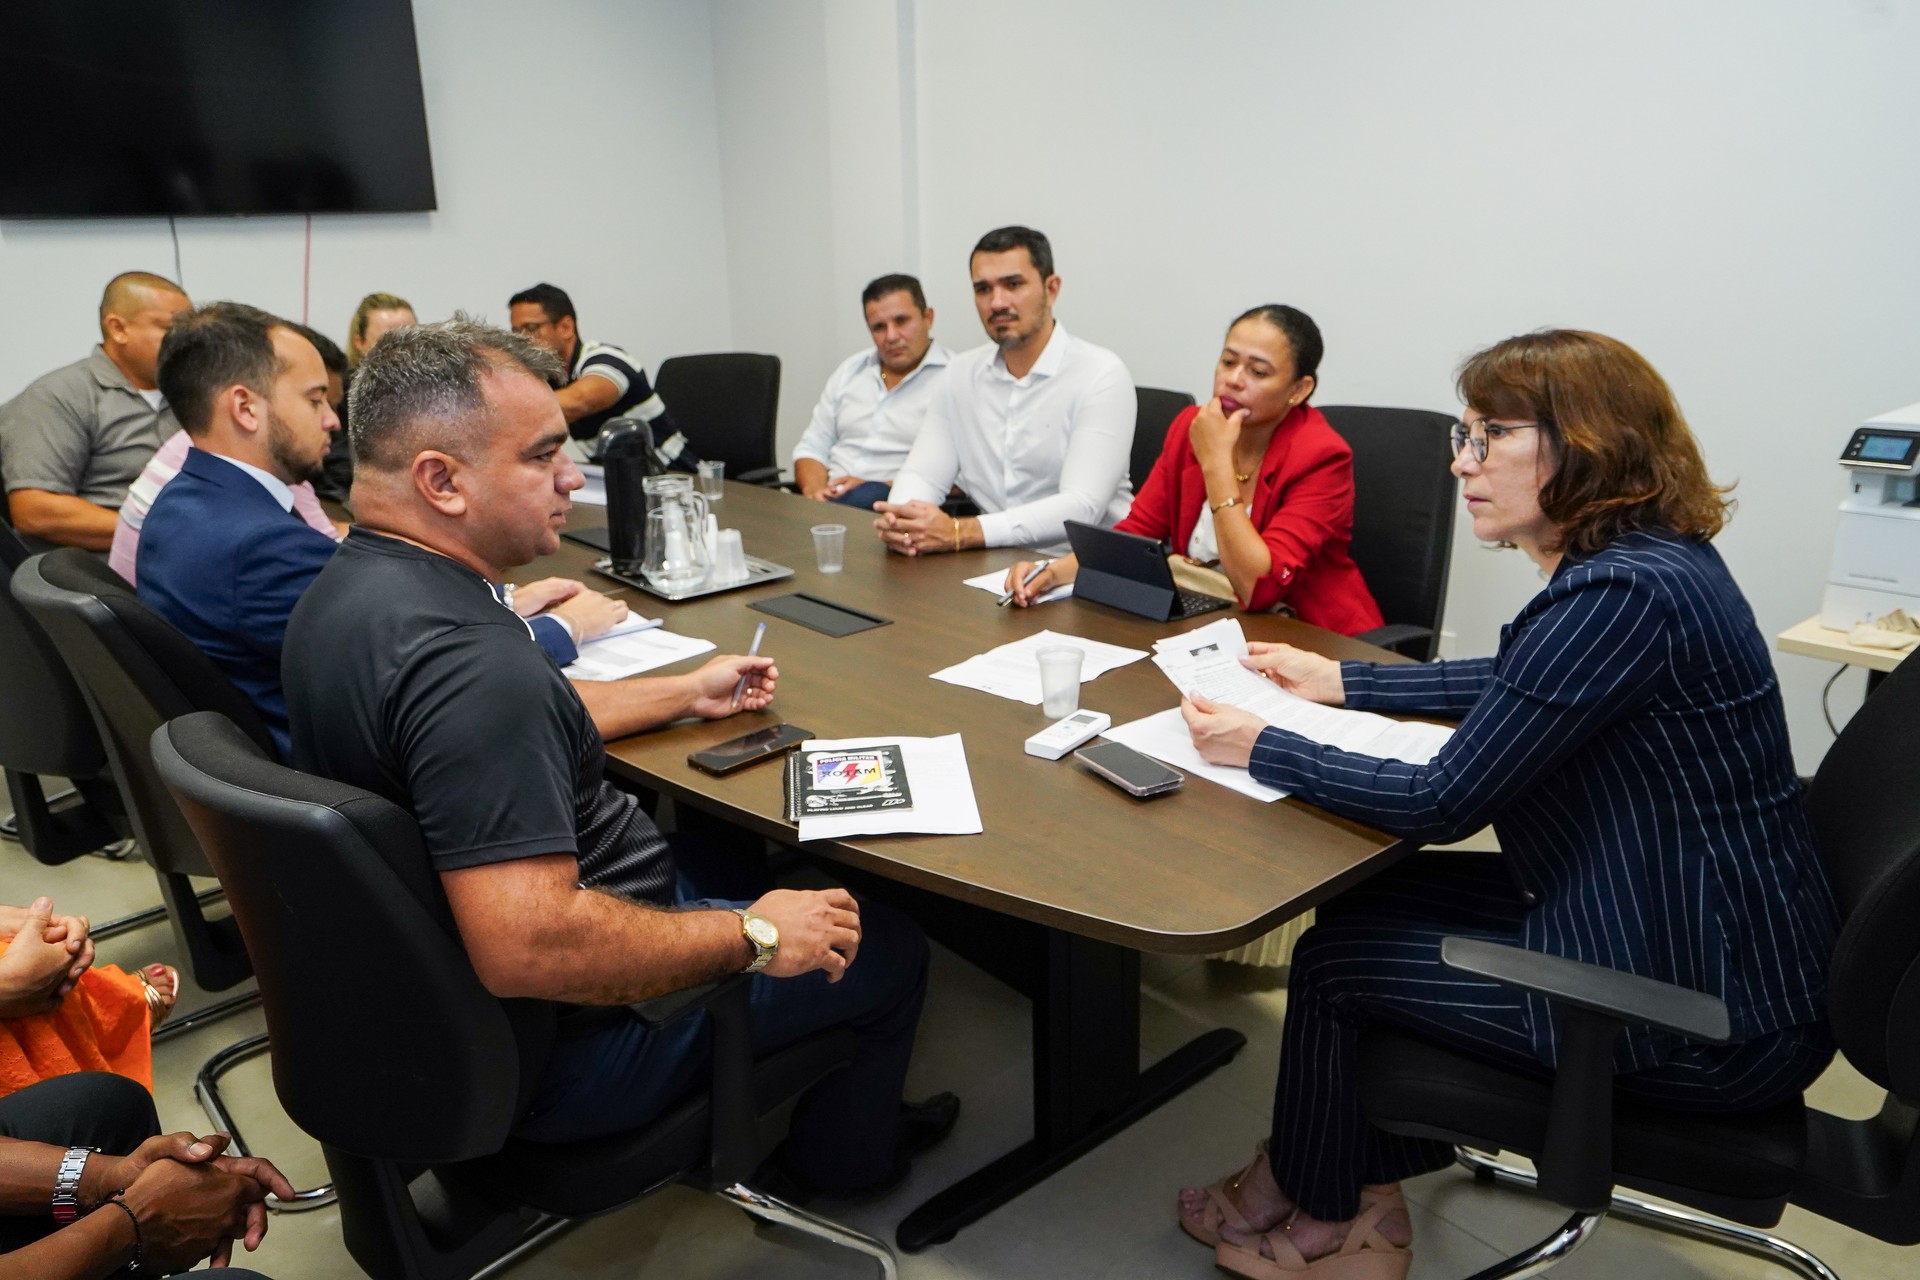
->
[730,621,767,710]
[996,559,1051,607]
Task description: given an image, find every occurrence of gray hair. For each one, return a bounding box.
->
[348,313,565,472]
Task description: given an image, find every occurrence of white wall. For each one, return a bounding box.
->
[5,0,1912,772]
[0,0,734,398]
[895,0,1918,771]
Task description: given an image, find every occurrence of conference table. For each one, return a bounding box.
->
[517,480,1415,1252]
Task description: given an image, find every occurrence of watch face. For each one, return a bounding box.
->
[746,916,779,947]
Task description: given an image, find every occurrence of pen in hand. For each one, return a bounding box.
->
[997,559,1051,607]
[730,621,768,710]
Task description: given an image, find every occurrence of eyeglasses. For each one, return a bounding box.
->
[1449,417,1543,463]
[512,319,556,336]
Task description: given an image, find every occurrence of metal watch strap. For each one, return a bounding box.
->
[51,1146,94,1224]
[733,908,773,974]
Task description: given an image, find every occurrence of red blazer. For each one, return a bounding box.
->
[1116,404,1384,635]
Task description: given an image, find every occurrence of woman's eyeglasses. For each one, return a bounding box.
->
[1449,418,1543,463]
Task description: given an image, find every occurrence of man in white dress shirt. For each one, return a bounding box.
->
[792,274,950,509]
[875,226,1135,557]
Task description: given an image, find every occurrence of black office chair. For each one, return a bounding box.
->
[655,353,783,484]
[152,710,898,1280]
[11,549,329,1207]
[1321,406,1458,660]
[0,520,128,867]
[1357,648,1920,1279]
[1131,386,1196,492]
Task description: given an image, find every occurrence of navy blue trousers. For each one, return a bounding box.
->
[516,840,930,1194]
[827,480,892,510]
[1267,854,1833,1221]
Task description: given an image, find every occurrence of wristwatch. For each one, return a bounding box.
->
[734,908,779,974]
[52,1146,94,1224]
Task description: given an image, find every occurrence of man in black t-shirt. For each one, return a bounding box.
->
[283,317,941,1195]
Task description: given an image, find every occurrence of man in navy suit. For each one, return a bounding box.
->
[137,304,342,755]
[137,304,640,756]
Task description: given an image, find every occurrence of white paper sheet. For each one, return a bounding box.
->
[1128,621,1443,790]
[962,567,1072,606]
[929,629,1147,705]
[1103,708,1289,802]
[796,734,984,839]
[562,627,714,681]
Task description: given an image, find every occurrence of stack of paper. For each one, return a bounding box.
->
[794,735,983,840]
[962,567,1073,606]
[563,615,715,681]
[1103,618,1455,800]
[930,629,1146,704]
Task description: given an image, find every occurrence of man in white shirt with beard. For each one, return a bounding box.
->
[875,226,1135,557]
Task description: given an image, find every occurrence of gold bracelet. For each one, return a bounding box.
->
[1211,497,1244,514]
[951,515,963,550]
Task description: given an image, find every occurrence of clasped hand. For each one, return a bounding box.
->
[92,1130,295,1270]
[0,897,93,1017]
[872,500,957,556]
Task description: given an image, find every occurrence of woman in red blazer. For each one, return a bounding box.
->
[1006,305,1383,634]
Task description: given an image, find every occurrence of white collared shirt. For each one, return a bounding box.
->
[212,453,296,512]
[887,321,1135,553]
[792,342,952,483]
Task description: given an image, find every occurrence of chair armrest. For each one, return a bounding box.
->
[628,973,749,1028]
[1354,624,1435,658]
[733,466,784,487]
[1441,937,1730,1043]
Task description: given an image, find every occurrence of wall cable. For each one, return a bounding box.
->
[168,216,183,286]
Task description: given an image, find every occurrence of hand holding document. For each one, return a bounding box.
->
[1107,619,1455,795]
[931,629,1146,704]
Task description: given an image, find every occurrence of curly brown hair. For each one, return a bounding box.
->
[1456,329,1733,558]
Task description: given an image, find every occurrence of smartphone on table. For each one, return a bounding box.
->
[687,723,812,775]
[1073,741,1185,797]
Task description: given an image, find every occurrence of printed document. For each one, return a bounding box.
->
[563,621,713,681]
[795,734,983,840]
[930,629,1147,704]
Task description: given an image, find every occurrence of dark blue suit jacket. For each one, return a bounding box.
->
[138,450,582,758]
[138,449,339,756]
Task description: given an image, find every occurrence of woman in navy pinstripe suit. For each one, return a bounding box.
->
[1173,331,1838,1280]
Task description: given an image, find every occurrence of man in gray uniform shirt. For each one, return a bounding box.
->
[0,272,191,550]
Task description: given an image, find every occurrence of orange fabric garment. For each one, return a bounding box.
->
[0,964,153,1096]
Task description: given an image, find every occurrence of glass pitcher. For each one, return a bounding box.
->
[641,474,711,592]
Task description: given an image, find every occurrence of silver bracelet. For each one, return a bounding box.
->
[52,1146,93,1225]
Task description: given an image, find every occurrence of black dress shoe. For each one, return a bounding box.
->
[752,1093,962,1206]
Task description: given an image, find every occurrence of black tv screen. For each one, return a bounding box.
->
[0,0,436,218]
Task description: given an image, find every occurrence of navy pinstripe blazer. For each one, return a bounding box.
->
[1250,529,1837,1070]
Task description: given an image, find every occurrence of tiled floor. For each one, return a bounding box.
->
[7,791,1911,1279]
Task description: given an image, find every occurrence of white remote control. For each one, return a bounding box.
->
[1025,709,1112,760]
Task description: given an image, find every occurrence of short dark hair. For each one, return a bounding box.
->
[507,282,576,326]
[970,226,1054,280]
[288,322,347,377]
[861,273,927,311]
[350,314,565,472]
[156,302,287,436]
[1231,304,1324,397]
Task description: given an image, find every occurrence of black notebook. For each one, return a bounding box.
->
[783,745,914,824]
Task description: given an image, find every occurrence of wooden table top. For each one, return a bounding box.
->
[518,482,1413,954]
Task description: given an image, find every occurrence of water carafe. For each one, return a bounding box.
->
[642,474,711,592]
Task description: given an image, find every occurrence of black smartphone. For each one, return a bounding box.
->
[1074,741,1185,797]
[688,724,812,776]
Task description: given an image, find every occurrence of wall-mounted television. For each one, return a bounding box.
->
[0,0,436,218]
